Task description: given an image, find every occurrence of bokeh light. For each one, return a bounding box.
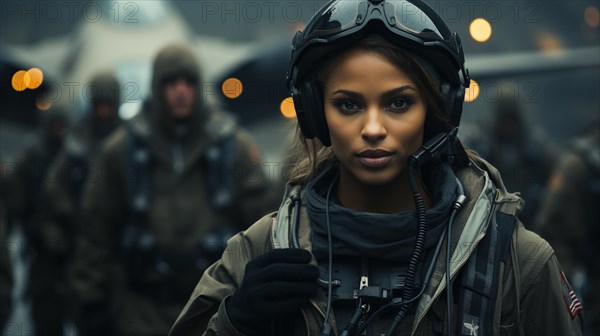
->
[25,68,44,89]
[35,94,52,110]
[280,97,296,118]
[584,6,599,28]
[12,70,30,92]
[464,79,480,103]
[221,77,243,99]
[469,18,492,43]
[536,32,563,56]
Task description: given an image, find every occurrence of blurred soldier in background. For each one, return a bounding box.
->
[40,70,121,335]
[463,94,556,224]
[1,160,13,331]
[0,224,11,333]
[5,105,69,336]
[535,126,600,336]
[70,44,273,336]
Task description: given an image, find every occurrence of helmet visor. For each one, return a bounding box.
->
[302,0,447,44]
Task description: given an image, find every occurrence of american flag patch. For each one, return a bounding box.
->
[560,271,583,318]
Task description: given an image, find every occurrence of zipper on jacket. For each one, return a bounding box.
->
[357,257,369,336]
[360,256,369,290]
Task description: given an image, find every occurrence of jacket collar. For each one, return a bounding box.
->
[412,156,523,335]
[273,156,524,335]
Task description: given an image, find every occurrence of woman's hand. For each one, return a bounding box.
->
[225,248,319,336]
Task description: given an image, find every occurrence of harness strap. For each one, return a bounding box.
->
[457,210,515,336]
[125,130,151,215]
[122,130,238,298]
[203,134,236,210]
[126,127,238,216]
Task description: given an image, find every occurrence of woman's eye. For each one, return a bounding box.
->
[388,98,413,111]
[334,100,361,113]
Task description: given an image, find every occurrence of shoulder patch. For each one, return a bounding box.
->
[560,270,583,318]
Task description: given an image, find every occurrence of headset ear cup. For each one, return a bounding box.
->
[301,81,331,146]
[291,86,315,139]
[451,85,466,127]
[440,83,453,126]
[425,81,464,141]
[425,82,450,140]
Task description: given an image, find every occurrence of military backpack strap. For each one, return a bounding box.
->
[125,129,151,217]
[121,130,156,287]
[202,134,236,210]
[457,208,516,336]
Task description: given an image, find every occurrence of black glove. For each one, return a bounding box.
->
[226,248,319,336]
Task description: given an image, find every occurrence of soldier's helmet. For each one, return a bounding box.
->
[286,0,470,146]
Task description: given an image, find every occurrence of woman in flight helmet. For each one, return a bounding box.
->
[170,1,583,335]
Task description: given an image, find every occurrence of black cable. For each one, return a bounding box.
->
[339,299,366,336]
[359,165,465,335]
[446,179,466,336]
[385,164,428,336]
[446,208,456,336]
[318,277,341,288]
[320,172,338,336]
[339,257,369,335]
[356,219,448,335]
[290,195,301,249]
[289,187,341,289]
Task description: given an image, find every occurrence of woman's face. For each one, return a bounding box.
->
[323,49,427,186]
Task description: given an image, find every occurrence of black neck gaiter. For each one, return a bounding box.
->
[306,163,459,262]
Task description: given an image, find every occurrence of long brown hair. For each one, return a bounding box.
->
[287,38,450,185]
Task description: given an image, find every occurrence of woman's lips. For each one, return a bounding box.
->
[356,150,394,168]
[357,155,393,168]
